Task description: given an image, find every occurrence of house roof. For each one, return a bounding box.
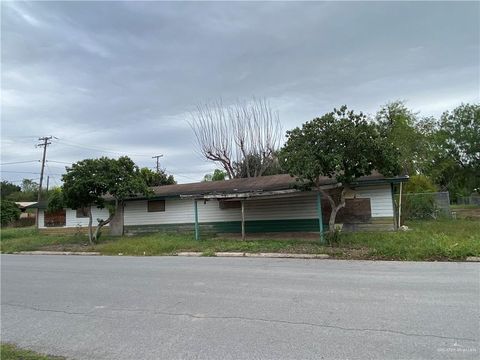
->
[145,172,408,199]
[15,202,38,209]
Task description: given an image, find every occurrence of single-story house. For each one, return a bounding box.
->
[36,173,408,238]
[14,202,37,218]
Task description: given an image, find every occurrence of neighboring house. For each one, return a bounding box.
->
[35,173,408,237]
[14,202,37,219]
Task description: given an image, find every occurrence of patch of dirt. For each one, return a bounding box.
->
[219,232,321,241]
[38,244,94,252]
[324,247,371,259]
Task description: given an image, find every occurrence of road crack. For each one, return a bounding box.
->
[3,302,477,343]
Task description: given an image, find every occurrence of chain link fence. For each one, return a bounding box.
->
[396,192,451,222]
[456,194,480,206]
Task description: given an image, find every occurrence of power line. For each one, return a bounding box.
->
[170,173,198,181]
[46,160,71,165]
[1,178,40,183]
[55,139,152,157]
[0,160,40,166]
[45,163,60,187]
[1,171,38,174]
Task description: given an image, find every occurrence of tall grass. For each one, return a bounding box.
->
[1,220,479,261]
[338,220,480,260]
[0,227,89,253]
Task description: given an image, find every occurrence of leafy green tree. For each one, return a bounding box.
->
[4,179,38,201]
[0,181,21,198]
[376,101,425,175]
[422,103,479,199]
[140,168,176,187]
[404,175,437,193]
[203,169,227,181]
[233,153,285,178]
[46,188,65,212]
[62,157,150,243]
[21,179,39,193]
[0,200,21,226]
[440,103,480,169]
[280,106,400,233]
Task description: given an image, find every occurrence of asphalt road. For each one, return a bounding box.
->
[1,255,479,360]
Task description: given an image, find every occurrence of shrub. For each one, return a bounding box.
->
[403,193,436,220]
[404,175,437,193]
[0,200,21,226]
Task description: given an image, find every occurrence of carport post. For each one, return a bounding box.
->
[194,199,200,241]
[241,199,246,240]
[316,192,325,244]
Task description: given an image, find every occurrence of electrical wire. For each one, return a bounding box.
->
[0,170,63,176]
[54,139,152,157]
[0,160,40,165]
[46,160,71,165]
[45,163,60,187]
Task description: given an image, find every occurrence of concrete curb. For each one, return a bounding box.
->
[15,251,101,256]
[11,251,329,259]
[177,252,330,259]
[246,253,329,259]
[466,256,480,262]
[176,252,203,257]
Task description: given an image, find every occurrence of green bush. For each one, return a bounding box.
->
[404,175,437,193]
[403,193,436,220]
[1,200,21,226]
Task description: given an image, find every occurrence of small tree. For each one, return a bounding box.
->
[62,157,150,243]
[140,168,176,186]
[1,181,21,198]
[203,169,227,182]
[46,188,65,212]
[376,101,424,175]
[190,98,282,178]
[0,200,21,226]
[280,106,400,233]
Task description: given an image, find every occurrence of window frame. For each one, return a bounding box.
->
[147,199,166,212]
[76,206,90,218]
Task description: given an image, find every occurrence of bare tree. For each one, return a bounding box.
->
[190,98,282,178]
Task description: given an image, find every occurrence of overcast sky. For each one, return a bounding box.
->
[1,1,479,185]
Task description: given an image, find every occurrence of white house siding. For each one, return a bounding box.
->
[65,207,110,228]
[355,185,394,218]
[123,198,240,226]
[123,186,393,226]
[39,184,393,231]
[123,195,319,226]
[38,207,110,229]
[244,193,318,220]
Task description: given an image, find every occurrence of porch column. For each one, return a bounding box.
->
[398,182,403,228]
[390,183,398,230]
[316,192,325,244]
[194,199,200,241]
[241,199,245,240]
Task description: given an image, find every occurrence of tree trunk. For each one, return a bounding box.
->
[87,207,93,245]
[92,200,118,242]
[321,187,347,233]
[93,214,115,242]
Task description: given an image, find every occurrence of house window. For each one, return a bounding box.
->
[76,207,90,218]
[219,200,241,210]
[148,200,165,212]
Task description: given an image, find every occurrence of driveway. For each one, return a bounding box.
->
[1,255,478,359]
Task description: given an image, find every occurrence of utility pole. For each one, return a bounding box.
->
[46,176,50,193]
[152,154,163,173]
[36,136,52,228]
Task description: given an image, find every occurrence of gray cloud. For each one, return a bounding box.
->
[1,1,479,184]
